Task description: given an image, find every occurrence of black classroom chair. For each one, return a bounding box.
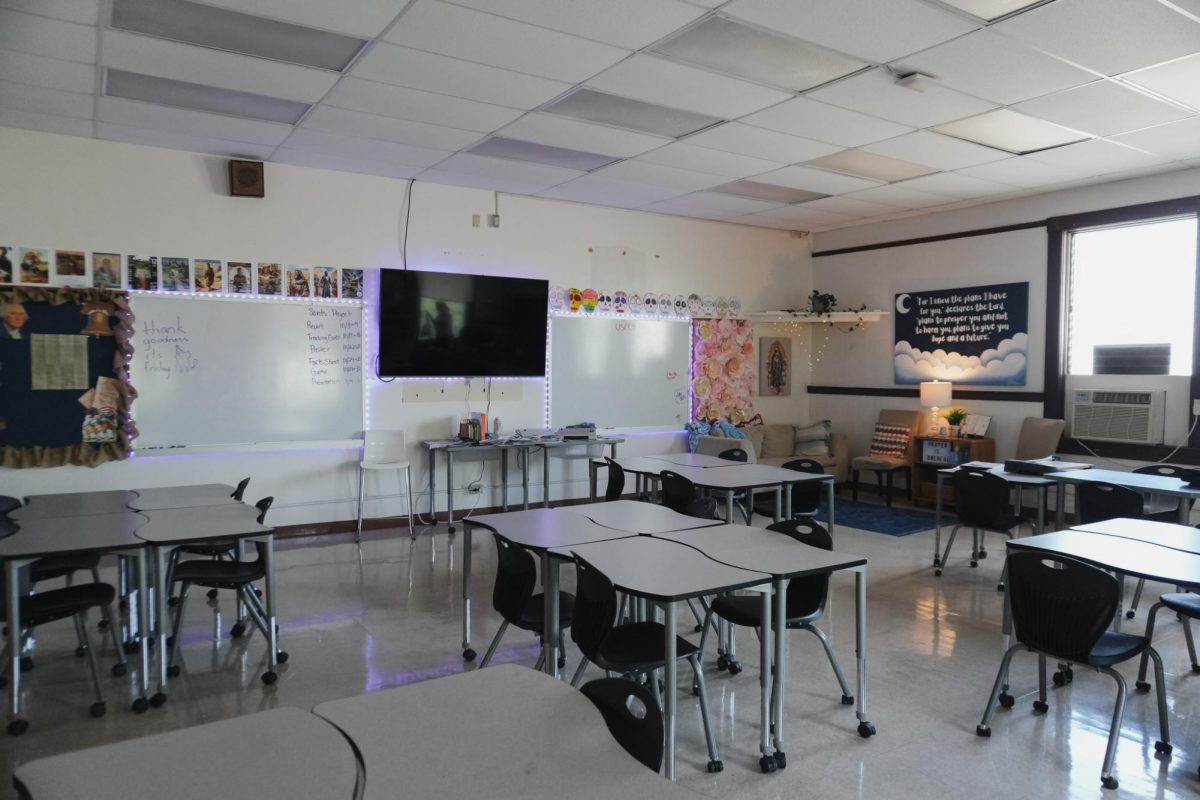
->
[976,552,1170,790]
[659,470,697,515]
[603,457,625,502]
[581,677,664,772]
[167,477,251,605]
[1076,482,1148,618]
[753,458,824,520]
[716,448,752,523]
[1133,464,1196,522]
[937,469,1031,589]
[1137,589,1200,777]
[479,534,575,670]
[0,495,20,517]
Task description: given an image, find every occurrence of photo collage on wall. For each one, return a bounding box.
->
[0,242,367,301]
[548,286,742,319]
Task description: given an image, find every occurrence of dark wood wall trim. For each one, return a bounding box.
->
[812,220,1045,258]
[806,385,1045,403]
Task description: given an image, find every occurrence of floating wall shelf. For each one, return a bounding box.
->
[743,310,887,324]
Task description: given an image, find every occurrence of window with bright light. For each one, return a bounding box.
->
[1067,216,1196,376]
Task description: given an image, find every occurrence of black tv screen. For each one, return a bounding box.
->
[378,269,549,377]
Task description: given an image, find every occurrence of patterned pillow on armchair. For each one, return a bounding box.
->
[868,424,910,459]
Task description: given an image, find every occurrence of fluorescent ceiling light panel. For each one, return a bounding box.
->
[467,137,618,171]
[651,16,867,92]
[803,150,935,182]
[934,0,1047,21]
[111,0,367,71]
[542,88,722,138]
[711,180,827,204]
[933,108,1089,154]
[105,68,310,124]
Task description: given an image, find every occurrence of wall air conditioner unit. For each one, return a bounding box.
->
[1070,389,1165,445]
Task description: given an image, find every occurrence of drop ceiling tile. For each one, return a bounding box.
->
[892,171,1017,198]
[445,0,706,50]
[467,137,617,171]
[0,105,93,137]
[499,114,669,158]
[301,106,483,151]
[683,122,843,164]
[841,183,955,209]
[741,97,913,148]
[350,44,571,110]
[1123,53,1200,111]
[0,50,95,94]
[798,195,898,218]
[324,77,523,132]
[541,88,720,138]
[285,128,454,168]
[101,30,338,103]
[538,175,683,207]
[638,201,734,221]
[893,29,1095,105]
[198,0,409,38]
[0,0,99,24]
[1111,117,1200,161]
[992,0,1200,76]
[0,8,95,63]
[1024,138,1170,174]
[97,96,293,145]
[590,160,725,191]
[723,0,977,63]
[934,108,1088,154]
[384,1,629,83]
[802,149,934,182]
[752,164,882,194]
[745,205,858,227]
[956,156,1089,187]
[419,168,559,196]
[274,147,423,180]
[635,142,785,178]
[0,79,92,119]
[1012,80,1192,138]
[936,0,1049,22]
[587,54,792,119]
[434,152,585,185]
[807,67,996,129]
[862,130,1009,170]
[651,192,786,215]
[97,121,276,160]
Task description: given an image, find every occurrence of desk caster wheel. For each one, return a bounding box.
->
[97,619,109,630]
[149,692,167,708]
[206,589,219,600]
[463,648,477,662]
[1052,668,1073,686]
[728,660,742,675]
[448,525,456,534]
[716,655,728,671]
[999,692,1014,709]
[978,549,987,559]
[122,641,140,655]
[997,583,1005,592]
[759,755,778,773]
[167,597,180,607]
[75,646,87,658]
[933,557,941,568]
[694,624,704,633]
[230,623,246,638]
[706,760,723,773]
[1155,740,1172,755]
[7,719,29,736]
[969,560,978,568]
[1191,662,1200,674]
[276,651,289,664]
[935,568,942,576]
[1032,700,1048,714]
[112,663,127,677]
[90,701,106,718]
[1101,776,1118,790]
[976,725,991,737]
[132,697,149,714]
[262,671,278,685]
[20,656,33,672]
[1135,680,1150,693]
[774,751,786,769]
[841,694,854,705]
[167,665,180,678]
[857,721,876,738]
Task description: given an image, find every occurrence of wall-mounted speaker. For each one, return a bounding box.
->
[229,159,265,197]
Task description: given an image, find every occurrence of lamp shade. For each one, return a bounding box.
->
[920,380,952,408]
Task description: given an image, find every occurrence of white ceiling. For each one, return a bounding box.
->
[4,0,1200,232]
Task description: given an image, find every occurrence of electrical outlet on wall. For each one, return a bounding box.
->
[1193,398,1200,417]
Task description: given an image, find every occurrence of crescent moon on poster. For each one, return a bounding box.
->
[895,293,912,313]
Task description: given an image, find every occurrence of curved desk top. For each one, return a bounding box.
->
[463,508,633,553]
[645,452,733,468]
[669,463,833,490]
[0,512,147,559]
[1047,468,1200,498]
[562,500,725,534]
[313,664,702,800]
[128,483,236,510]
[1009,530,1200,587]
[14,707,359,800]
[135,503,270,544]
[1070,517,1200,555]
[10,491,138,520]
[655,524,866,578]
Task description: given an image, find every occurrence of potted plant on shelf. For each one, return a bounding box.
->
[942,407,968,437]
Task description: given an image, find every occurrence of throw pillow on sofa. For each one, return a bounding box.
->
[868,423,910,459]
[794,420,832,457]
[759,424,795,459]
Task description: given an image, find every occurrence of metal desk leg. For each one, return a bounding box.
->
[772,576,788,761]
[134,548,150,710]
[854,567,874,737]
[726,492,735,524]
[542,553,560,678]
[151,545,169,706]
[1055,482,1066,530]
[543,447,551,508]
[446,450,456,534]
[758,586,775,768]
[1181,501,1190,525]
[501,450,509,511]
[462,525,475,661]
[522,448,531,510]
[262,535,280,684]
[784,483,792,520]
[663,600,678,781]
[826,480,836,533]
[1036,486,1046,534]
[6,559,22,728]
[934,472,945,566]
[589,459,598,501]
[428,448,438,525]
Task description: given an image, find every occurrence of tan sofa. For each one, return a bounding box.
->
[694,422,849,483]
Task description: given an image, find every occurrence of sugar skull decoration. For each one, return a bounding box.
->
[673,295,688,315]
[581,288,599,314]
[687,293,702,315]
[628,293,643,314]
[597,289,613,313]
[715,297,729,317]
[700,296,716,317]
[727,296,741,316]
[548,285,566,311]
[643,293,657,313]
[568,287,583,313]
[613,290,628,313]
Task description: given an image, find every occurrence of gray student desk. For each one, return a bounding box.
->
[1071,517,1200,553]
[1,512,153,726]
[10,490,137,519]
[13,707,359,800]
[562,498,728,534]
[313,664,705,799]
[423,436,623,533]
[554,536,770,780]
[135,503,276,704]
[655,524,874,766]
[1049,468,1200,528]
[647,452,733,468]
[127,483,237,510]
[667,462,836,527]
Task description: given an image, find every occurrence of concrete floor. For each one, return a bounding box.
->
[3,509,1200,799]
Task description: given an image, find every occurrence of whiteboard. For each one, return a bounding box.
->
[129,295,363,448]
[550,316,689,429]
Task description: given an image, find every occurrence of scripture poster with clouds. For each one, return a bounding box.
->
[893,282,1029,386]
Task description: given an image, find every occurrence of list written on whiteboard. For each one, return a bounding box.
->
[306,306,362,386]
[140,316,197,380]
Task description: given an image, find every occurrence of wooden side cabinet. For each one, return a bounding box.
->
[912,436,995,508]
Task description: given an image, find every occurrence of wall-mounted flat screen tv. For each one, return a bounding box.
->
[378,269,549,377]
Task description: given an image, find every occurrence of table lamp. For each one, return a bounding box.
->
[920,380,952,435]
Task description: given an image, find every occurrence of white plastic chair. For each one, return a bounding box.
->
[356,430,415,542]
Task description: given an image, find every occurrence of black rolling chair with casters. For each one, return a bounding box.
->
[479,534,575,670]
[937,469,1032,589]
[976,552,1171,790]
[567,554,723,773]
[27,553,127,676]
[1137,591,1200,778]
[754,458,824,520]
[683,497,719,520]
[603,457,626,502]
[1076,482,1149,618]
[581,677,663,772]
[0,495,19,517]
[166,497,288,684]
[166,477,252,606]
[658,470,697,515]
[715,448,752,523]
[1133,464,1196,521]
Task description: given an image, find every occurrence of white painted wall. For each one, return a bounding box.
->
[0,127,811,525]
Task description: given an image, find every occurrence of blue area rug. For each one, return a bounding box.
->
[815,499,936,537]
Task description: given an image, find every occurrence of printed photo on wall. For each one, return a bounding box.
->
[160,257,190,292]
[313,266,338,298]
[759,337,791,396]
[227,261,252,293]
[341,269,363,299]
[257,262,281,296]
[54,250,87,286]
[894,282,1029,385]
[19,248,50,284]
[286,266,311,297]
[92,252,121,289]
[194,258,223,292]
[0,246,15,283]
[128,255,158,291]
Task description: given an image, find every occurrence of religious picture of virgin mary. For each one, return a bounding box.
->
[758,337,791,397]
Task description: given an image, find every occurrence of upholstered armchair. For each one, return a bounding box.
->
[851,408,925,506]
